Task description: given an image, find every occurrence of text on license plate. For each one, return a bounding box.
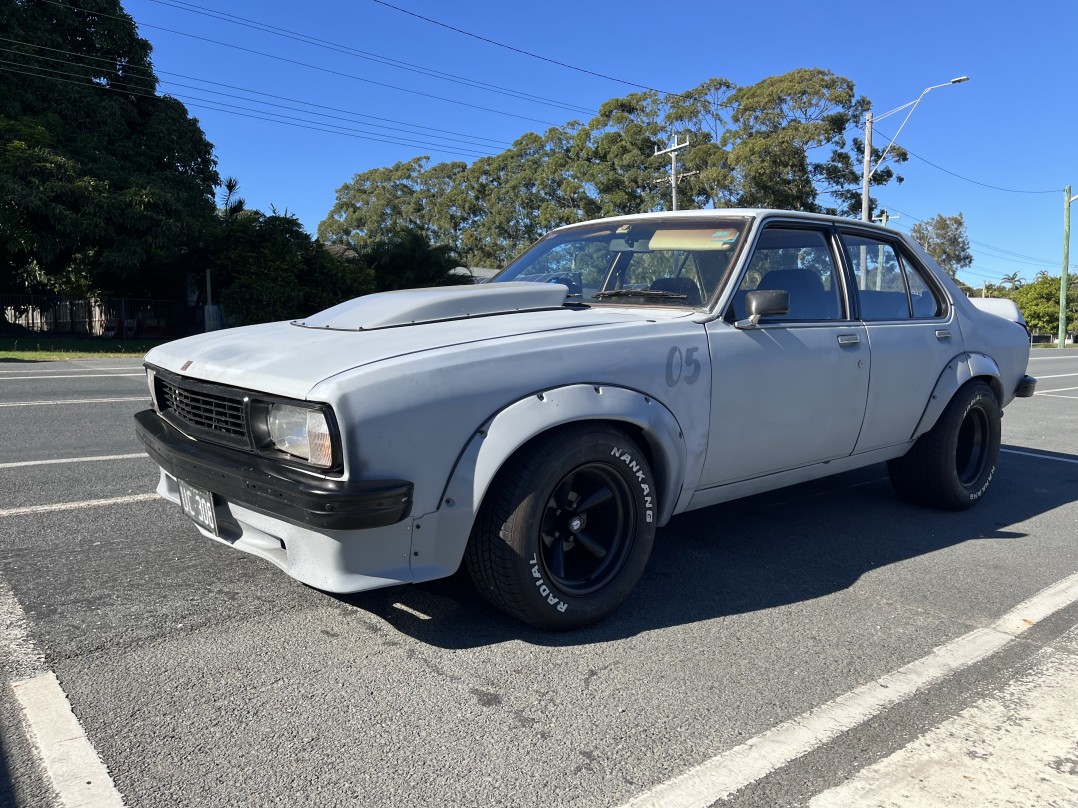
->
[178,479,218,536]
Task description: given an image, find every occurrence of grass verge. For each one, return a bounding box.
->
[0,335,170,361]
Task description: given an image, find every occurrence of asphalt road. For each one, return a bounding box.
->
[1,351,1077,808]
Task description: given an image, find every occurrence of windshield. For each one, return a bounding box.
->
[492,219,749,307]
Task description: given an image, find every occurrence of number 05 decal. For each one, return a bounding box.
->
[665,346,702,387]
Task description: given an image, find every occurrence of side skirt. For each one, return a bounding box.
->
[684,444,910,512]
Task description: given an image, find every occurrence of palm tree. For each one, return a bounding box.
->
[1000,272,1023,290]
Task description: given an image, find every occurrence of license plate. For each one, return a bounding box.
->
[178,479,218,536]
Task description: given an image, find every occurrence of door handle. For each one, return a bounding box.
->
[837,334,860,346]
[935,329,952,340]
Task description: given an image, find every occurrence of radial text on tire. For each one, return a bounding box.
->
[464,423,657,629]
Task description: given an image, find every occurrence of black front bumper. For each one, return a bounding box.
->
[1015,375,1037,398]
[135,410,413,530]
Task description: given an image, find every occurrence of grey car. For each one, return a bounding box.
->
[135,210,1036,629]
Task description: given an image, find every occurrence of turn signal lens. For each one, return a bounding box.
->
[146,368,159,412]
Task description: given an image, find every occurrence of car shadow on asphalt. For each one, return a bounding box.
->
[334,450,1078,648]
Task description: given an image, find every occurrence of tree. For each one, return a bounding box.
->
[910,213,973,279]
[0,0,219,298]
[357,228,472,292]
[1007,275,1078,336]
[213,211,374,326]
[999,272,1023,290]
[722,68,903,215]
[319,70,905,268]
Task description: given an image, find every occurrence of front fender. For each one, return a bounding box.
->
[912,352,1003,440]
[407,384,687,583]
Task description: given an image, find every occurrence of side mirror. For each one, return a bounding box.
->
[735,289,789,330]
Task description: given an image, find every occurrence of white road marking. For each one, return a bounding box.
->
[0,493,159,517]
[0,373,144,380]
[0,453,148,470]
[2,578,125,807]
[0,396,149,408]
[0,366,141,373]
[0,580,45,681]
[1001,448,1078,465]
[13,673,126,808]
[809,647,1078,807]
[619,571,1078,808]
[1037,392,1078,399]
[1035,385,1078,394]
[1033,372,1078,379]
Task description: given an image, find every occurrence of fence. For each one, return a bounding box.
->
[0,294,199,339]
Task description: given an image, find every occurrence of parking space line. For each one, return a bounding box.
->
[3,578,125,807]
[0,494,159,517]
[0,454,148,470]
[619,571,1078,808]
[1034,372,1078,379]
[1035,385,1078,394]
[1036,392,1078,399]
[0,366,141,373]
[1001,449,1078,465]
[0,397,148,408]
[0,373,144,380]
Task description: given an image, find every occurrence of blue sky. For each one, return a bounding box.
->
[122,0,1077,288]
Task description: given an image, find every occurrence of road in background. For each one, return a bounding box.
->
[1,352,1076,807]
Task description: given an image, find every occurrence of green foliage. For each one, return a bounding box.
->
[0,0,218,298]
[213,212,375,326]
[910,213,973,279]
[1005,275,1078,335]
[355,228,471,292]
[319,69,902,268]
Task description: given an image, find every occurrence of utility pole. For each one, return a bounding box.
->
[655,138,689,211]
[1060,184,1076,348]
[861,113,873,222]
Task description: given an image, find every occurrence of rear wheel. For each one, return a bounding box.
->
[888,380,1001,510]
[464,424,656,629]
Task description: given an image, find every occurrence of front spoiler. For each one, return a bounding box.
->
[134,410,413,530]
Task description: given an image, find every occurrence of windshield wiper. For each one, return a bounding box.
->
[593,289,689,301]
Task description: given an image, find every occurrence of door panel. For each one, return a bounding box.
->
[700,322,870,486]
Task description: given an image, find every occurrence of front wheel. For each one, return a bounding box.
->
[888,380,1001,510]
[464,424,656,629]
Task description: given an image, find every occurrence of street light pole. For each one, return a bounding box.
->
[1060,185,1076,348]
[861,76,969,221]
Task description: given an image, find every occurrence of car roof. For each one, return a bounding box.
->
[549,208,896,235]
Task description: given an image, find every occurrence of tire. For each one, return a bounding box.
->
[464,424,656,629]
[887,380,1001,511]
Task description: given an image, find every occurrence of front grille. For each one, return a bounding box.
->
[156,373,249,448]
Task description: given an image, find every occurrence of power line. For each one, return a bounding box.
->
[143,0,597,117]
[0,60,497,159]
[41,0,566,128]
[873,126,1060,195]
[885,209,1058,273]
[370,0,677,95]
[0,40,512,150]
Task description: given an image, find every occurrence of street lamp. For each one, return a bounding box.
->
[1060,185,1077,348]
[861,76,970,221]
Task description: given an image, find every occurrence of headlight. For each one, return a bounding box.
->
[266,403,334,468]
